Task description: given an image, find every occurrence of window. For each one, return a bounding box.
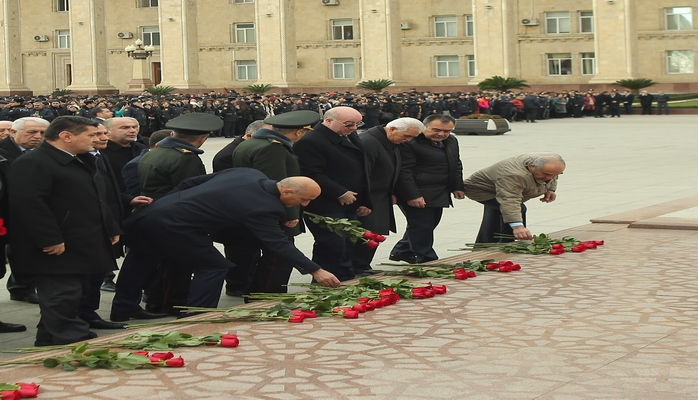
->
[434,16,457,37]
[236,60,257,80]
[665,7,693,30]
[547,53,572,75]
[235,23,255,43]
[466,55,476,77]
[579,11,594,33]
[139,0,158,7]
[465,15,474,37]
[581,52,595,75]
[546,12,570,34]
[436,56,459,78]
[142,26,160,46]
[57,30,70,49]
[55,0,69,12]
[332,58,355,79]
[233,0,254,3]
[667,50,694,74]
[331,19,354,40]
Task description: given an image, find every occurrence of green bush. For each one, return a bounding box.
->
[614,78,655,92]
[477,76,530,91]
[146,85,177,95]
[356,79,395,92]
[52,88,75,96]
[243,84,278,94]
[460,114,503,120]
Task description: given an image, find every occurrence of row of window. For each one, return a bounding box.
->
[55,0,158,11]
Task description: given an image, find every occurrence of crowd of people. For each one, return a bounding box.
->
[9,84,659,347]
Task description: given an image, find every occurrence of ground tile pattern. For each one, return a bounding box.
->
[2,223,698,399]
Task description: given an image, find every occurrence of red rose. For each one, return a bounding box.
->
[151,352,174,360]
[571,245,586,252]
[583,242,597,249]
[1,391,20,400]
[485,263,499,270]
[549,248,565,255]
[220,337,240,347]
[498,260,514,266]
[352,304,368,313]
[363,301,377,311]
[165,357,185,367]
[17,382,39,398]
[221,334,238,340]
[0,226,7,236]
[365,240,380,249]
[343,310,359,319]
[378,288,395,297]
[498,266,513,272]
[594,240,604,245]
[301,310,317,318]
[357,297,370,304]
[511,264,521,271]
[551,244,565,250]
[362,231,374,240]
[288,315,305,323]
[432,285,447,294]
[372,234,387,242]
[132,351,149,356]
[467,271,477,278]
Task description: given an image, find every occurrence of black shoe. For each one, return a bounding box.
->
[110,308,169,322]
[34,340,54,347]
[0,321,27,333]
[87,319,126,330]
[225,289,247,297]
[100,281,116,292]
[9,292,39,304]
[145,303,163,313]
[388,253,417,263]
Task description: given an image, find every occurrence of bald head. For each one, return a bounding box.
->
[322,106,364,136]
[277,176,321,207]
[0,121,13,140]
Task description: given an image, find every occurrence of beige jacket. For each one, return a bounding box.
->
[463,153,559,223]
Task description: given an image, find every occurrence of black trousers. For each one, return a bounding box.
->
[475,199,527,243]
[78,272,107,322]
[35,274,92,345]
[304,210,357,282]
[391,205,442,262]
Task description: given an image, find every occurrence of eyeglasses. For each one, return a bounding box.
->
[340,121,364,128]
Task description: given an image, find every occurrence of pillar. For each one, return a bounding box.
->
[358,0,403,83]
[0,0,31,95]
[158,0,205,90]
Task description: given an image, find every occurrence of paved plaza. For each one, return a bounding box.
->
[1,115,697,399]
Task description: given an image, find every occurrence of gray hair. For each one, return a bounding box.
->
[531,154,565,169]
[103,117,139,130]
[386,117,425,132]
[12,117,49,132]
[245,120,266,136]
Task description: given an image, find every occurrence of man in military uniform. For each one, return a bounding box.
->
[219,97,238,138]
[274,97,294,115]
[230,110,320,295]
[130,113,223,318]
[248,96,268,121]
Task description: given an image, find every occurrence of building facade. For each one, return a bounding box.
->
[0,0,696,95]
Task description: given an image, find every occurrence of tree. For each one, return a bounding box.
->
[614,78,656,93]
[477,76,530,92]
[145,85,176,96]
[356,79,395,92]
[243,84,278,94]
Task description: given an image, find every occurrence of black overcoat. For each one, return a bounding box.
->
[7,141,121,275]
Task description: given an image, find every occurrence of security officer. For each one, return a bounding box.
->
[219,97,238,138]
[135,113,223,317]
[249,96,268,121]
[229,110,320,295]
[110,169,340,319]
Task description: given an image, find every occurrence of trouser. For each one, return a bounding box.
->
[657,103,669,115]
[78,272,107,322]
[145,261,192,315]
[35,274,92,345]
[304,211,357,282]
[391,205,443,262]
[641,105,652,115]
[525,108,537,122]
[475,199,527,244]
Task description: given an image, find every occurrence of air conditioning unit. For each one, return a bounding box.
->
[117,32,134,39]
[521,18,539,26]
[400,22,412,30]
[321,0,339,5]
[33,35,49,42]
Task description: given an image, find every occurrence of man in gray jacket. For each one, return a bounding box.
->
[463,153,565,243]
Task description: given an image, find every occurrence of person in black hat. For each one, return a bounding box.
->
[249,96,267,121]
[112,113,223,320]
[219,97,238,138]
[225,110,323,296]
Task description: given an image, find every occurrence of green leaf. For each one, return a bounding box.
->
[43,358,60,368]
[62,362,77,371]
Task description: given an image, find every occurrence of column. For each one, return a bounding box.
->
[0,0,31,95]
[66,0,117,94]
[158,0,205,89]
[358,0,403,83]
[254,0,299,87]
[469,0,519,84]
[589,0,637,83]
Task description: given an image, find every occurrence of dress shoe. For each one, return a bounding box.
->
[0,321,27,333]
[110,307,169,322]
[388,253,417,263]
[9,292,39,304]
[87,319,126,330]
[100,280,116,292]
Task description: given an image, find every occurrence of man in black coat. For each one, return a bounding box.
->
[391,114,465,263]
[294,107,373,282]
[523,93,541,123]
[8,116,122,346]
[212,120,267,173]
[352,118,424,274]
[622,90,635,115]
[110,169,340,319]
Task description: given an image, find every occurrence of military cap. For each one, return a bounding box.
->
[166,113,224,135]
[264,110,320,130]
[252,95,262,100]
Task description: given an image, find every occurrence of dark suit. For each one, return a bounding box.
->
[8,141,120,345]
[111,168,323,312]
[294,123,372,281]
[212,136,245,173]
[392,134,464,262]
[352,126,401,270]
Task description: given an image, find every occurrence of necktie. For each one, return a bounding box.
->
[95,153,107,172]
